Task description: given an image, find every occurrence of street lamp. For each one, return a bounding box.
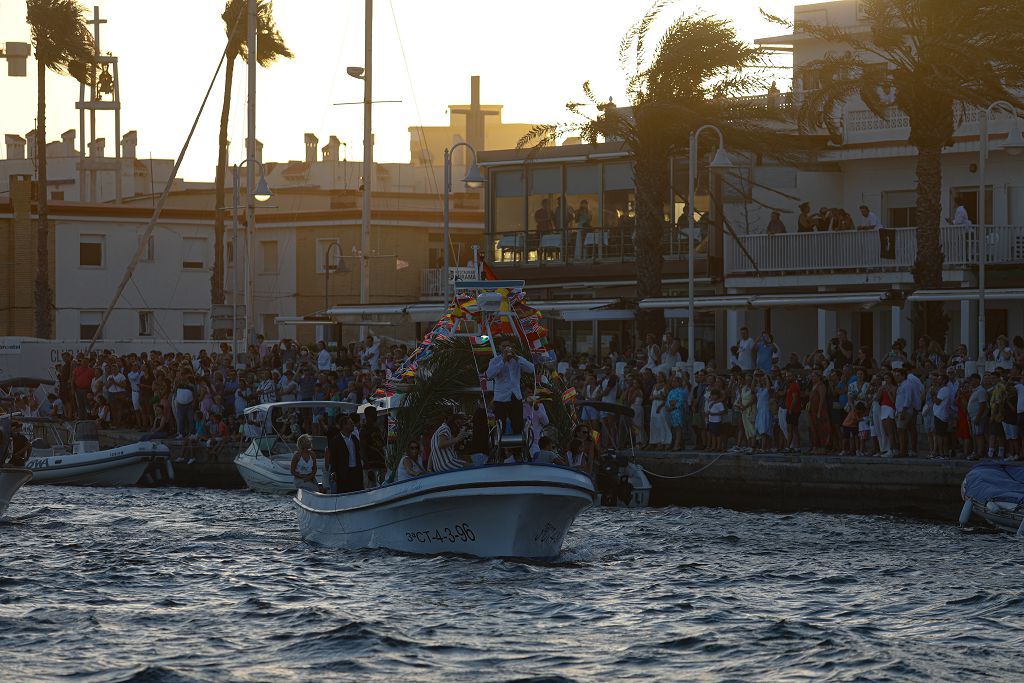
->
[977,101,1024,361]
[687,125,733,374]
[443,142,486,307]
[231,158,272,362]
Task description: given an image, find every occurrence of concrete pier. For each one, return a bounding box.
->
[638,451,975,521]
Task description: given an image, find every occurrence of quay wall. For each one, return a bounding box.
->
[638,451,974,521]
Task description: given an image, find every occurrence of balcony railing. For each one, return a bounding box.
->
[489,225,704,267]
[421,266,478,298]
[724,225,1024,276]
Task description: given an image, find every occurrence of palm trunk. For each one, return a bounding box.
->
[211,52,236,309]
[34,58,52,338]
[911,140,949,345]
[633,152,669,341]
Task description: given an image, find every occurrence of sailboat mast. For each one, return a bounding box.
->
[359,0,373,341]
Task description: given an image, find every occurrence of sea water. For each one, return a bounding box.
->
[1,486,1022,682]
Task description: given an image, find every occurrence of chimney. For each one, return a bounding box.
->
[322,135,341,162]
[245,136,263,164]
[304,133,318,164]
[61,129,76,155]
[25,129,36,158]
[122,130,137,159]
[5,134,26,160]
[89,138,105,158]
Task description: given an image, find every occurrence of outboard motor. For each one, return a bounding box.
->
[595,449,633,507]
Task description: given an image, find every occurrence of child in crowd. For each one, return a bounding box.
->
[842,402,867,456]
[707,390,726,452]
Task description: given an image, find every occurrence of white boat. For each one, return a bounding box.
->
[294,463,595,559]
[0,467,32,517]
[234,401,354,495]
[17,418,170,487]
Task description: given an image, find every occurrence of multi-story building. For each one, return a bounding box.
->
[470,0,1024,366]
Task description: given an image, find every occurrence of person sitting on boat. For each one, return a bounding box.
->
[429,411,470,473]
[486,342,536,436]
[394,440,425,482]
[326,414,362,494]
[290,434,320,492]
[533,435,558,465]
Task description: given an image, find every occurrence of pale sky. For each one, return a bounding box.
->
[0,0,804,181]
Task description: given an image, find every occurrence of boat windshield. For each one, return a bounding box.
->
[73,421,100,442]
[249,405,336,459]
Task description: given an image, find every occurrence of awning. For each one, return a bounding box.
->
[641,292,890,313]
[323,303,445,324]
[274,315,333,327]
[531,299,618,316]
[908,288,1024,302]
[562,309,635,321]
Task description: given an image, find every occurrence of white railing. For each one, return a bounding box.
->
[725,226,1024,275]
[421,267,478,298]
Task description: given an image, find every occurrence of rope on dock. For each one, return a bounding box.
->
[640,452,728,480]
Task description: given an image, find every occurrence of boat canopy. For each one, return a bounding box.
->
[0,377,57,389]
[243,400,361,416]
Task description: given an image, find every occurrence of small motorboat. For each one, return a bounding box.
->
[295,463,594,559]
[959,462,1024,534]
[14,418,170,487]
[579,401,652,508]
[0,467,32,517]
[234,401,353,495]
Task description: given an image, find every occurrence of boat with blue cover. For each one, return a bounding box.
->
[959,462,1024,533]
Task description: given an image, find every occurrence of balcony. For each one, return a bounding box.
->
[488,225,704,268]
[724,225,1024,276]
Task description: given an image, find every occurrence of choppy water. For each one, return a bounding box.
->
[2,487,1023,682]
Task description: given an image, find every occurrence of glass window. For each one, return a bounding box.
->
[528,167,563,262]
[139,234,155,262]
[565,165,601,262]
[182,312,205,341]
[602,162,635,258]
[260,240,279,274]
[182,237,207,270]
[138,311,154,337]
[79,235,104,267]
[493,170,525,264]
[79,311,102,340]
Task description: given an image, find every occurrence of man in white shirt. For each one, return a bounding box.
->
[486,342,536,435]
[951,195,972,227]
[894,368,920,457]
[360,336,381,372]
[858,205,881,230]
[107,366,128,428]
[316,341,333,371]
[733,327,755,372]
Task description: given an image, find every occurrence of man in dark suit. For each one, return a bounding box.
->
[326,414,362,493]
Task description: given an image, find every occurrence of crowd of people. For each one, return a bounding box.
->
[12,324,1024,469]
[559,328,1024,461]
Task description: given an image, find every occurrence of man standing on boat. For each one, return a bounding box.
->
[326,414,362,493]
[486,341,536,435]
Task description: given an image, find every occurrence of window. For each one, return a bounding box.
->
[888,207,917,229]
[51,191,64,201]
[79,234,105,267]
[138,311,154,337]
[602,162,635,229]
[493,170,526,234]
[316,238,343,273]
[79,311,103,340]
[139,235,155,262]
[952,186,993,225]
[182,237,207,270]
[262,313,278,340]
[260,240,279,273]
[182,312,205,341]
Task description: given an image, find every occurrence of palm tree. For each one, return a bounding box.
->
[211,0,292,308]
[772,0,1024,344]
[520,5,795,340]
[25,0,93,338]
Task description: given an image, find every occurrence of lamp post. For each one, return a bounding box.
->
[232,158,272,361]
[687,125,733,374]
[443,142,486,308]
[977,102,1024,360]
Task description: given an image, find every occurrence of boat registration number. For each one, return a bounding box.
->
[406,523,476,545]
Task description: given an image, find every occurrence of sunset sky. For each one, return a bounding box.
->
[0,0,807,180]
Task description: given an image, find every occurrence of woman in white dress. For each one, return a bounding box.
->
[648,372,673,449]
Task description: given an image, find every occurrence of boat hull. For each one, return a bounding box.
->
[960,462,1024,534]
[0,468,32,517]
[294,464,595,559]
[25,442,169,487]
[235,452,325,495]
